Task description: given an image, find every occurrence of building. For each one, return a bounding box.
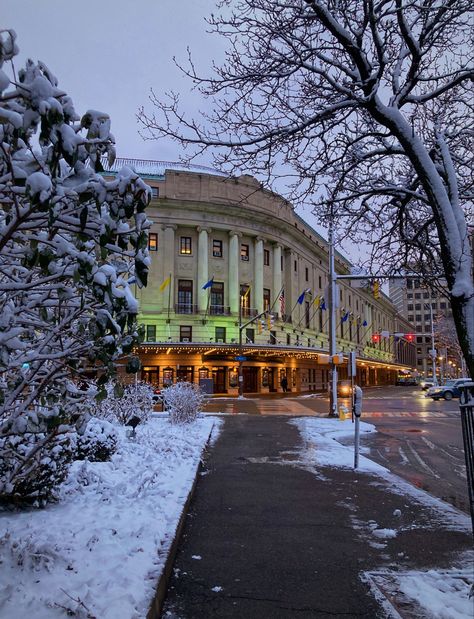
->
[389,276,461,378]
[106,158,415,393]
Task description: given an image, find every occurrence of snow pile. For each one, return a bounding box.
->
[397,568,473,619]
[292,417,386,473]
[0,416,221,619]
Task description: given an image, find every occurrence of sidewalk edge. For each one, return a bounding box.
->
[146,422,216,619]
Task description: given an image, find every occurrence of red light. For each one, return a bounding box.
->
[372,333,380,343]
[405,333,415,342]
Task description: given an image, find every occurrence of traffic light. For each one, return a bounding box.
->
[372,333,380,344]
[373,280,380,299]
[405,333,415,342]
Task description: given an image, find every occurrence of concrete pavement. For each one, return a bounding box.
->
[162,415,472,618]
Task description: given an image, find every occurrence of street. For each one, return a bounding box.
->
[204,386,469,514]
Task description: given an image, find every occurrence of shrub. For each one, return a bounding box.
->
[0,430,77,505]
[91,381,154,426]
[77,418,118,462]
[163,382,204,424]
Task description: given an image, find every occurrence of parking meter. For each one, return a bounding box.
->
[353,385,363,418]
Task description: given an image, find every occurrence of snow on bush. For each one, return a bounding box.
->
[163,381,205,424]
[76,417,118,462]
[0,29,151,504]
[91,381,154,426]
[0,430,77,504]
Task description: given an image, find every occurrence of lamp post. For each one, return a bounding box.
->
[429,304,438,385]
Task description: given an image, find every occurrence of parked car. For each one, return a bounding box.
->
[337,380,353,397]
[420,379,434,390]
[428,378,472,401]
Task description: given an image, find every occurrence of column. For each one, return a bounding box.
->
[254,237,264,314]
[273,244,282,316]
[197,227,210,312]
[161,224,176,313]
[229,232,240,315]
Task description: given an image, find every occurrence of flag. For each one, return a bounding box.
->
[352,314,359,325]
[242,285,251,299]
[313,295,321,308]
[362,319,368,327]
[297,288,311,305]
[279,289,285,315]
[159,275,171,292]
[341,311,350,323]
[380,330,390,338]
[320,298,326,310]
[202,277,214,290]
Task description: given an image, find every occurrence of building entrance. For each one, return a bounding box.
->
[212,366,227,393]
[243,367,258,393]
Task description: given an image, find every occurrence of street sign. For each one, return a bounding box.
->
[235,355,247,361]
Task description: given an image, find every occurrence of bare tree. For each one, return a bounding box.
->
[139,0,474,376]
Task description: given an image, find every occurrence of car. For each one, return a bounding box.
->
[420,379,434,390]
[337,380,353,397]
[428,378,472,401]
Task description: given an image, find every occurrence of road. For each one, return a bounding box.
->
[204,386,470,514]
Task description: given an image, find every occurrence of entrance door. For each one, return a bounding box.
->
[142,366,159,386]
[177,366,194,383]
[243,367,258,393]
[213,367,227,393]
[268,367,277,392]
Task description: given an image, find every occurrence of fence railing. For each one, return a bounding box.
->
[460,382,474,538]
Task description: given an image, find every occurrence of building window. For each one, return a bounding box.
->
[408,315,414,321]
[146,325,156,342]
[151,187,159,199]
[263,288,271,312]
[414,292,421,299]
[424,314,430,322]
[270,330,277,344]
[294,260,297,272]
[245,328,254,343]
[241,285,251,316]
[305,301,310,328]
[423,292,429,299]
[212,239,223,257]
[281,256,284,271]
[407,304,413,311]
[287,333,291,345]
[240,243,249,261]
[177,280,193,313]
[148,233,158,251]
[180,236,192,255]
[407,293,413,299]
[415,303,421,310]
[264,249,270,266]
[305,267,309,281]
[210,281,225,314]
[215,326,226,343]
[180,325,192,342]
[407,279,413,289]
[417,336,423,343]
[440,302,447,309]
[415,314,422,322]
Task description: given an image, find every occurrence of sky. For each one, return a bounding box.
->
[2,0,224,162]
[2,0,367,266]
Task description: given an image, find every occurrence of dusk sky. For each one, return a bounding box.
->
[2,0,224,162]
[2,0,363,264]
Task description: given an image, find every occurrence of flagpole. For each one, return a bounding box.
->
[167,273,172,321]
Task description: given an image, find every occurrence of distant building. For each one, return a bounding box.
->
[389,276,455,377]
[106,158,415,393]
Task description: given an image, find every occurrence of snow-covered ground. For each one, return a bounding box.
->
[1,414,472,619]
[0,415,221,619]
[293,417,474,619]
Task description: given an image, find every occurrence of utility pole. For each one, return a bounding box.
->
[328,210,338,417]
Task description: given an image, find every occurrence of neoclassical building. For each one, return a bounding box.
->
[107,159,415,394]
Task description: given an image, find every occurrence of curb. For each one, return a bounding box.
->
[146,421,217,619]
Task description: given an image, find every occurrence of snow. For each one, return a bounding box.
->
[0,415,221,619]
[293,417,473,617]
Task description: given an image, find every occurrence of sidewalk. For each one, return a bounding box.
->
[162,416,472,618]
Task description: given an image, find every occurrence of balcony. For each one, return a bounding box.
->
[175,303,198,314]
[209,305,231,316]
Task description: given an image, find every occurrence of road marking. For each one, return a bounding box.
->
[406,441,440,478]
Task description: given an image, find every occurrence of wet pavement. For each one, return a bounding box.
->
[162,415,472,618]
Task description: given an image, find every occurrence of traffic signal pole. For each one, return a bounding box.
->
[328,213,338,417]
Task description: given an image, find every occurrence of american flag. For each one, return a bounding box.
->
[279,288,285,316]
